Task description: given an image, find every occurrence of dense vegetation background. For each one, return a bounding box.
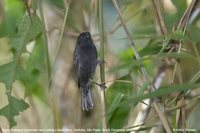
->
[0,0,200,132]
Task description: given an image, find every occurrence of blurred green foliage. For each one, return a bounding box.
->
[106,75,133,128]
[0,0,47,128]
[0,0,24,37]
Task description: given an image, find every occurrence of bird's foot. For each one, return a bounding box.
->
[98,82,107,90]
[97,59,106,65]
[89,79,107,90]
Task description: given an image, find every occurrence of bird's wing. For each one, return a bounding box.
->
[73,47,80,87]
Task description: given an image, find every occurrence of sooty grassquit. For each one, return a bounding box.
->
[73,32,97,111]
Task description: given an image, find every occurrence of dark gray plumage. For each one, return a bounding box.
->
[73,32,97,111]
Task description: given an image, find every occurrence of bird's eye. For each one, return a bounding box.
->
[85,33,90,38]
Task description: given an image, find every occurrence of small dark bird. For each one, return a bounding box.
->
[73,32,97,111]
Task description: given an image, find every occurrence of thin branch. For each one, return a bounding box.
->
[176,0,197,30]
[99,0,107,131]
[189,1,200,24]
[0,126,2,133]
[112,0,151,86]
[112,0,172,133]
[132,99,152,131]
[132,65,168,132]
[152,0,168,35]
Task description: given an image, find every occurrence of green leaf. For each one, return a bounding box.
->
[0,23,7,37]
[107,93,124,117]
[158,37,171,54]
[106,75,133,128]
[0,94,29,128]
[119,48,134,62]
[0,14,42,91]
[109,61,140,75]
[27,15,42,41]
[21,37,47,103]
[186,26,200,44]
[169,30,184,41]
[2,0,24,37]
[12,15,42,56]
[0,14,42,127]
[129,83,200,105]
[139,39,163,57]
[165,0,187,30]
[137,81,151,96]
[0,61,22,90]
[171,0,187,14]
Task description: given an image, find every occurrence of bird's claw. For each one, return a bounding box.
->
[90,79,107,90]
[97,59,106,65]
[99,82,107,90]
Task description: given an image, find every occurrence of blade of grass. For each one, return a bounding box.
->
[53,0,71,67]
[36,0,51,79]
[167,69,200,106]
[130,83,200,104]
[50,1,71,131]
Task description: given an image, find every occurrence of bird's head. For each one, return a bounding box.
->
[78,32,91,40]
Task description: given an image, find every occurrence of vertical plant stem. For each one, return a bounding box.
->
[36,0,62,131]
[50,1,71,131]
[99,0,107,131]
[53,0,71,65]
[51,97,61,132]
[37,0,51,79]
[49,0,71,93]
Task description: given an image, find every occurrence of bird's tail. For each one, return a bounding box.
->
[81,87,93,111]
